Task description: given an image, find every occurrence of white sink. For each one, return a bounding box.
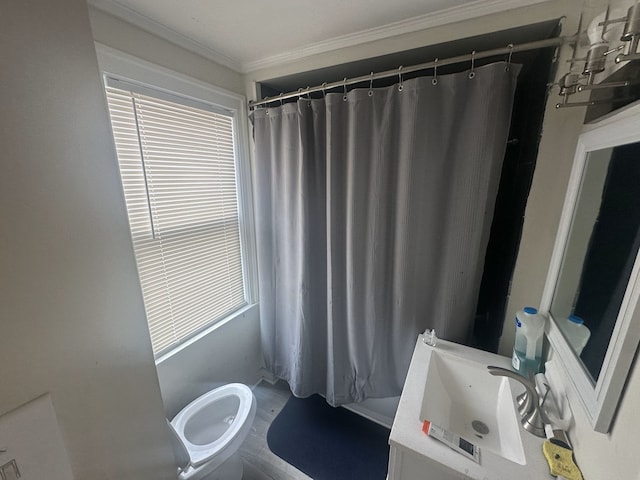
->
[388,337,548,480]
[420,349,525,464]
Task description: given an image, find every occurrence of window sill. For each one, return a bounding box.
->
[154,302,259,366]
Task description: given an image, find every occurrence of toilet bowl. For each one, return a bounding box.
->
[167,383,257,480]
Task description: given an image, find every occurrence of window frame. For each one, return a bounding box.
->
[96,43,258,360]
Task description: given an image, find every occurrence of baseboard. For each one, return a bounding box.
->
[254,368,278,387]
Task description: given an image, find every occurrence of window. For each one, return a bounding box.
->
[104,77,250,356]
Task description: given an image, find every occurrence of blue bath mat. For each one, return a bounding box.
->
[267,394,390,480]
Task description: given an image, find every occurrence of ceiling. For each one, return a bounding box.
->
[89,0,549,73]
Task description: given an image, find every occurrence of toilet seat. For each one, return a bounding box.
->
[168,383,256,479]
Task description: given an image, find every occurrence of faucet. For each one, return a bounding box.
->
[487,366,546,438]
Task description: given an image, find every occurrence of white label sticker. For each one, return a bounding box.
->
[512,351,520,370]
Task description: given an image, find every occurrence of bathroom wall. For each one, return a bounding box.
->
[499,0,640,478]
[244,1,584,346]
[89,1,640,476]
[499,0,636,357]
[88,6,264,416]
[156,305,262,418]
[563,353,640,478]
[244,0,588,350]
[12,1,633,477]
[243,1,577,95]
[89,6,244,95]
[0,0,174,478]
[242,1,640,478]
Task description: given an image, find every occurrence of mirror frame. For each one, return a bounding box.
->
[540,101,640,433]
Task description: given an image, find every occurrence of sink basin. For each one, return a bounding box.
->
[420,349,526,465]
[389,337,549,480]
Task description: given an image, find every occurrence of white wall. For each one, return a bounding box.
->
[0,0,174,478]
[243,1,589,362]
[91,0,640,476]
[156,305,261,418]
[89,6,244,95]
[242,1,640,479]
[89,8,264,417]
[502,0,640,476]
[243,0,583,346]
[566,354,640,478]
[244,1,576,96]
[9,0,631,477]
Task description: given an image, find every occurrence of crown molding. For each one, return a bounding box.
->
[243,0,551,73]
[89,0,551,75]
[88,0,243,73]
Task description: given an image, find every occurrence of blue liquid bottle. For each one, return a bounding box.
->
[512,307,545,377]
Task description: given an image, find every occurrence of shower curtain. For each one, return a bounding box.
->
[252,62,521,405]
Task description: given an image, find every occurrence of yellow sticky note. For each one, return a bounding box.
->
[542,440,584,480]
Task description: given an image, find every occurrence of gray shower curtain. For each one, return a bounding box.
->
[252,62,520,405]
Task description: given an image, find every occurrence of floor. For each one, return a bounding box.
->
[240,381,312,480]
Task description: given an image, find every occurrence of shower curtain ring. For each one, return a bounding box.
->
[469,51,476,79]
[368,72,374,96]
[279,93,284,106]
[398,66,404,91]
[343,78,348,101]
[305,86,311,100]
[321,82,327,98]
[432,58,438,85]
[506,44,514,72]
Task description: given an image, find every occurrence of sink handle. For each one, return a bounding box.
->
[487,366,546,438]
[484,368,533,416]
[487,366,537,407]
[487,366,537,389]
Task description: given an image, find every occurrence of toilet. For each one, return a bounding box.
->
[166,383,257,480]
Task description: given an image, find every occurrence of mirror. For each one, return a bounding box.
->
[541,102,640,433]
[551,142,640,382]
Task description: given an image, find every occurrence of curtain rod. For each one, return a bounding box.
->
[248,36,566,109]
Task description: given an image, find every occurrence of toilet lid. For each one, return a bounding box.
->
[166,419,191,470]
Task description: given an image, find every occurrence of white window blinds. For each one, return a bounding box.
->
[105,81,246,355]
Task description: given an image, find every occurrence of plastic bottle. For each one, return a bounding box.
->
[512,307,545,376]
[561,315,591,356]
